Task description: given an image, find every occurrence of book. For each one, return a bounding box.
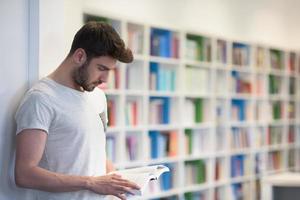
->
[109,165,170,196]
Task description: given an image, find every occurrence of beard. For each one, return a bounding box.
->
[72,62,100,92]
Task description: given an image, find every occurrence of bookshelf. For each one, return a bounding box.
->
[83,12,300,200]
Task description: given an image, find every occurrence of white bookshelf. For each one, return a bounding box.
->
[82,12,300,200]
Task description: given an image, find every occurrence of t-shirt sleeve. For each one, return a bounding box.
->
[98,88,109,125]
[15,92,53,135]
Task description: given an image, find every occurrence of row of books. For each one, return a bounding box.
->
[185,129,211,155]
[270,49,284,70]
[254,127,265,147]
[106,135,117,162]
[125,99,139,126]
[107,98,292,128]
[288,102,296,119]
[256,47,265,68]
[185,191,208,200]
[126,133,140,161]
[215,158,226,181]
[256,101,286,121]
[289,52,297,72]
[186,34,211,62]
[127,24,144,55]
[288,126,296,143]
[149,97,171,124]
[99,67,120,90]
[149,62,176,91]
[107,99,117,126]
[267,151,282,171]
[231,99,252,121]
[231,182,251,200]
[217,39,227,64]
[184,160,206,185]
[214,186,226,200]
[231,71,252,94]
[267,126,283,145]
[101,60,296,97]
[149,131,178,159]
[184,98,205,124]
[288,148,296,168]
[255,153,264,174]
[232,43,250,66]
[289,77,296,95]
[150,28,179,58]
[109,102,289,128]
[271,101,283,120]
[230,155,250,177]
[254,75,266,95]
[230,127,250,149]
[269,74,283,94]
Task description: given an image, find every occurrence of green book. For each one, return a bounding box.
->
[187,34,203,61]
[196,160,206,183]
[184,192,193,200]
[194,99,203,123]
[185,129,193,154]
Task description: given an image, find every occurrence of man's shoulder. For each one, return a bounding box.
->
[24,78,55,103]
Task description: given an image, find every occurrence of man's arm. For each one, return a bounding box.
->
[15,129,139,200]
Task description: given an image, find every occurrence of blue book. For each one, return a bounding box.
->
[150,62,159,90]
[151,28,171,57]
[162,97,170,124]
[149,131,159,159]
[160,163,173,190]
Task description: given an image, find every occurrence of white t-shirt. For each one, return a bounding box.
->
[15,77,108,200]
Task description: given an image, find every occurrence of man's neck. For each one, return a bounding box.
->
[48,59,83,92]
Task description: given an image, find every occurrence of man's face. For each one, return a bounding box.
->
[72,56,117,92]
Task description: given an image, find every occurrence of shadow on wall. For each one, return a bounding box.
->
[0,85,33,200]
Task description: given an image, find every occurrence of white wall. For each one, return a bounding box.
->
[0,0,31,199]
[39,0,66,77]
[182,0,300,50]
[0,0,66,198]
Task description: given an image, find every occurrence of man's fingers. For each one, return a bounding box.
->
[111,176,140,190]
[115,193,126,200]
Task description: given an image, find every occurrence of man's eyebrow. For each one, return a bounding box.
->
[97,64,110,70]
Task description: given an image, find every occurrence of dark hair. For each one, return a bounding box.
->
[69,21,133,63]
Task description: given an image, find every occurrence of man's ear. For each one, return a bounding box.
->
[72,48,87,65]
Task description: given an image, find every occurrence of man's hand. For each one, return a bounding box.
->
[86,174,140,200]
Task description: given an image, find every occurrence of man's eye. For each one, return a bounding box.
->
[98,67,106,71]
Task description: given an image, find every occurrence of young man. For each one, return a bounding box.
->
[14,21,140,200]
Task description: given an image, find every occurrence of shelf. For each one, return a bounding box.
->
[82,13,300,200]
[147,124,181,131]
[184,59,212,68]
[149,56,180,65]
[148,90,180,97]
